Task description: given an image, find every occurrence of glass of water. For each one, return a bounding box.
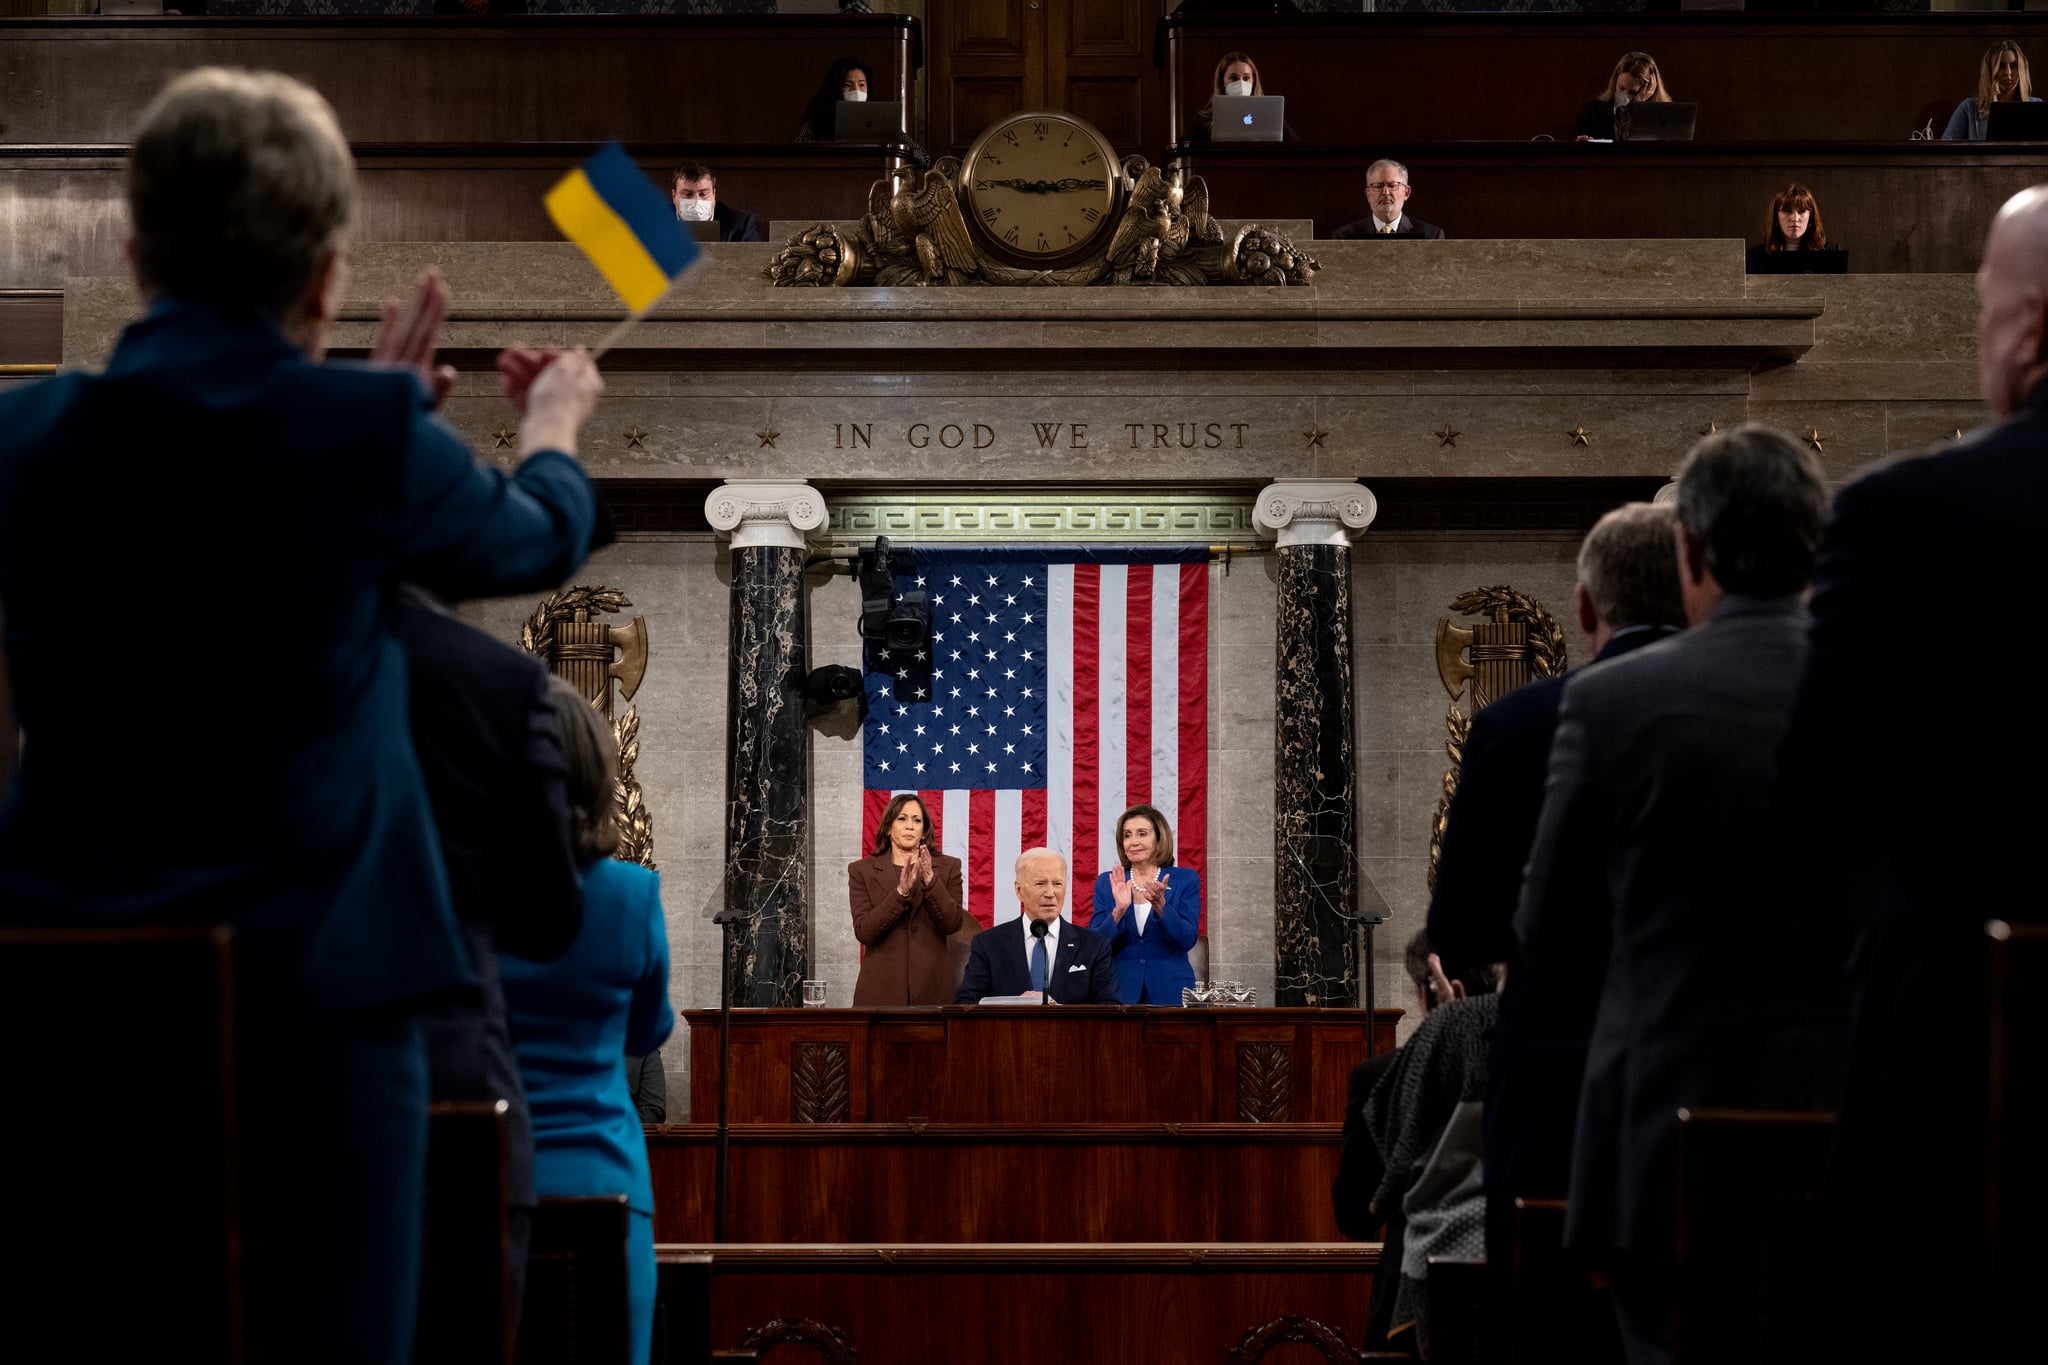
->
[800,979,828,1008]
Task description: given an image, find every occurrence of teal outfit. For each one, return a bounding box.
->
[502,857,675,1365]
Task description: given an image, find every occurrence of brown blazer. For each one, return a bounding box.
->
[849,850,972,1006]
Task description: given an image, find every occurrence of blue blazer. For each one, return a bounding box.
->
[501,858,674,1215]
[0,298,605,1015]
[1091,867,1201,1005]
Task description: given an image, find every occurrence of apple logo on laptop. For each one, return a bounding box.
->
[1242,114,1254,125]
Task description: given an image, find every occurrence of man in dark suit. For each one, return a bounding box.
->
[955,849,1118,1004]
[1517,426,1839,1365]
[1427,501,1684,1279]
[1780,186,2048,1361]
[396,587,585,1342]
[1331,159,1446,240]
[671,161,764,243]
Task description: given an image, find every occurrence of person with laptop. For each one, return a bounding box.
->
[1942,40,2040,140]
[670,161,763,243]
[1331,159,1444,240]
[1184,50,1296,143]
[1746,183,1844,274]
[1571,51,1686,142]
[794,56,931,168]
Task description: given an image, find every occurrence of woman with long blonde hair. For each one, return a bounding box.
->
[1943,40,2038,141]
[1573,51,1671,142]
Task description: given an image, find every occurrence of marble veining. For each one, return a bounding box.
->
[1273,544,1359,1007]
[722,544,808,1008]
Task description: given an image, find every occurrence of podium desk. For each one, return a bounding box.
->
[682,1006,1400,1128]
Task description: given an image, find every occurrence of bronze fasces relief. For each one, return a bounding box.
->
[522,585,655,868]
[1428,588,1568,890]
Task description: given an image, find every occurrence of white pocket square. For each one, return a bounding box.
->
[1067,964,1087,972]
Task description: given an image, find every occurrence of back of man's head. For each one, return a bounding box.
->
[1674,424,1827,598]
[1576,502,1685,631]
[128,68,355,320]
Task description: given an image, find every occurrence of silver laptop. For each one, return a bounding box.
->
[1624,101,1699,142]
[1211,95,1284,143]
[834,101,904,144]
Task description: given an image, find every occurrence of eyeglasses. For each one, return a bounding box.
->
[1366,182,1408,192]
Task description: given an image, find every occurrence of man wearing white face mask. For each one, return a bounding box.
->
[1332,159,1446,240]
[670,162,763,243]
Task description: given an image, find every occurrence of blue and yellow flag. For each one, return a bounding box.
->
[545,142,700,313]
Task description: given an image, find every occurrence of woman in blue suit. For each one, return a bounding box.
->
[503,678,675,1364]
[1092,804,1202,1006]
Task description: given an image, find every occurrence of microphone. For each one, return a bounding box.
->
[1030,918,1051,1005]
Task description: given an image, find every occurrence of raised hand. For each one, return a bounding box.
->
[916,844,935,887]
[516,348,604,458]
[1108,865,1133,918]
[370,267,455,409]
[896,855,917,897]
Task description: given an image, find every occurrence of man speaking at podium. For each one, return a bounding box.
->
[955,849,1119,1004]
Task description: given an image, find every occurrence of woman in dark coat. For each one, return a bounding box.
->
[850,793,971,1005]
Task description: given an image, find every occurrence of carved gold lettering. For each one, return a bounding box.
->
[1231,422,1250,449]
[1070,423,1089,449]
[974,424,995,449]
[908,423,930,449]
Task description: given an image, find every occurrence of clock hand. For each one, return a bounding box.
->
[982,178,1109,194]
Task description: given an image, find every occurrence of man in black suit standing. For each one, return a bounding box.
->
[1517,426,1838,1365]
[1331,159,1446,240]
[1427,502,1684,1280]
[1780,185,2048,1361]
[955,849,1119,1003]
[671,161,765,243]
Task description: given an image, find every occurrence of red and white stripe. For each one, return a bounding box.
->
[862,561,1208,932]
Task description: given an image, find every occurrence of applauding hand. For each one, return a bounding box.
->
[370,267,456,410]
[1107,865,1134,920]
[915,844,934,887]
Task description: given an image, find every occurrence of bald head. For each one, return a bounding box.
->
[1977,184,2048,417]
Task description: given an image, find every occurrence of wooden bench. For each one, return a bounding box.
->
[417,1099,514,1365]
[518,1195,632,1365]
[1510,1197,1620,1365]
[1988,919,2048,1355]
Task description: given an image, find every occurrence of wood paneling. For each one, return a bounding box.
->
[0,287,58,366]
[0,15,919,147]
[1176,142,2048,275]
[931,1,1163,159]
[0,144,902,290]
[1163,13,2048,147]
[645,1123,1349,1244]
[682,1008,1399,1126]
[657,1242,1380,1365]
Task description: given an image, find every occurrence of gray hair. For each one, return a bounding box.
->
[1674,424,1827,597]
[1014,847,1066,878]
[1576,502,1686,631]
[127,68,356,319]
[1366,158,1410,185]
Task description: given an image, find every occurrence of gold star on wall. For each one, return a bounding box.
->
[1952,428,1965,441]
[1804,428,1825,453]
[1567,425,1592,446]
[1302,427,1329,449]
[492,428,516,450]
[1435,424,1460,448]
[1699,422,1720,437]
[623,426,648,451]
[757,429,781,449]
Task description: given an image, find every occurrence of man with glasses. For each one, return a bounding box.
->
[1333,159,1445,240]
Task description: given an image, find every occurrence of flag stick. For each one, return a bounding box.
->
[589,273,680,362]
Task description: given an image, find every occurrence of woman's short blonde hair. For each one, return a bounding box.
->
[1598,51,1672,103]
[545,675,623,866]
[127,67,356,319]
[1978,40,2033,115]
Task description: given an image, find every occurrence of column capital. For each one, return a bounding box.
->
[705,480,828,550]
[1653,480,1680,506]
[1254,481,1378,548]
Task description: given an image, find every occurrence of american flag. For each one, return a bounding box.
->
[861,546,1210,933]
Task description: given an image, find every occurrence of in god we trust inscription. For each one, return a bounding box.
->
[828,419,1259,452]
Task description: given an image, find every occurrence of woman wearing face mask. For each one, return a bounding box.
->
[1746,183,1838,272]
[1184,50,1296,143]
[795,56,932,169]
[1572,51,1671,142]
[1092,804,1201,1007]
[1942,40,2039,140]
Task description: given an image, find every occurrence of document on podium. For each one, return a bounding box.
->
[975,993,1046,1005]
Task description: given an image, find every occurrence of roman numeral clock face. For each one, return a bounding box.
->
[958,112,1123,269]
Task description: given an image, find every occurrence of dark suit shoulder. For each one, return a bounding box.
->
[1469,672,1566,744]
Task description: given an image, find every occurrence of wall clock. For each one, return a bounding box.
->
[956,111,1126,270]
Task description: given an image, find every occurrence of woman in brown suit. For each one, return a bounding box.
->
[849,794,969,1005]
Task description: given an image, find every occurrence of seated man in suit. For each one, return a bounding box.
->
[1332,159,1445,240]
[955,848,1119,1004]
[671,161,764,243]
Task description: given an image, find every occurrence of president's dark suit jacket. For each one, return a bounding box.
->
[1517,596,1841,1262]
[1331,214,1445,240]
[1427,627,1676,1211]
[0,298,606,1016]
[713,201,764,243]
[1779,384,2048,1350]
[397,587,584,1209]
[954,916,1119,1004]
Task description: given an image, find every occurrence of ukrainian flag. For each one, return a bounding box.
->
[545,143,700,313]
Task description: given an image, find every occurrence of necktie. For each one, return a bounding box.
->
[1030,933,1048,993]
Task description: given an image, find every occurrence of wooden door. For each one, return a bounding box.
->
[930,0,1164,160]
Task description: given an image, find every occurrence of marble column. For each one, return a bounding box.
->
[706,481,828,1008]
[1256,481,1379,1007]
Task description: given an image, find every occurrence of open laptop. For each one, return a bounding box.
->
[1211,95,1284,143]
[1987,102,2048,141]
[834,101,904,143]
[682,220,720,244]
[1624,101,1699,142]
[1749,250,1848,276]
